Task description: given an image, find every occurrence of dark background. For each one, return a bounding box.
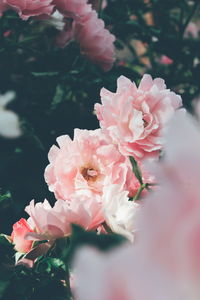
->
[0,0,200,234]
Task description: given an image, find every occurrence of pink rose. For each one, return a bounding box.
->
[53,0,115,70]
[4,0,54,20]
[45,128,139,201]
[53,0,91,18]
[25,198,104,240]
[73,10,115,71]
[95,74,182,159]
[184,22,199,39]
[138,111,200,297]
[11,218,34,253]
[159,55,173,65]
[72,245,181,300]
[0,0,8,16]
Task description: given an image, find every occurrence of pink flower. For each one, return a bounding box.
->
[73,10,116,71]
[72,245,181,300]
[72,111,200,300]
[102,184,140,241]
[25,198,104,240]
[184,22,199,39]
[45,128,139,200]
[4,0,54,20]
[53,0,91,18]
[159,55,173,65]
[137,111,200,297]
[0,0,8,16]
[11,218,34,253]
[53,0,115,70]
[95,74,182,159]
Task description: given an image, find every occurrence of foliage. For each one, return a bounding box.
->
[0,0,199,298]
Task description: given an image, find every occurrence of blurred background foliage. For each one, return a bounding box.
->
[0,0,200,235]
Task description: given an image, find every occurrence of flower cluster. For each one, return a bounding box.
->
[0,0,115,70]
[9,74,181,257]
[73,111,200,300]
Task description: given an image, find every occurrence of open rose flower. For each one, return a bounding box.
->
[53,0,91,18]
[25,198,104,241]
[11,218,34,253]
[102,184,140,241]
[44,128,141,201]
[73,10,115,71]
[3,0,54,20]
[95,74,182,159]
[56,6,116,71]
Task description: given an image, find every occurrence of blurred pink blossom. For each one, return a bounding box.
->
[95,74,182,159]
[137,111,200,298]
[192,96,200,120]
[159,55,173,65]
[72,245,181,300]
[53,0,91,18]
[3,0,54,20]
[184,22,199,39]
[73,111,200,300]
[73,10,115,71]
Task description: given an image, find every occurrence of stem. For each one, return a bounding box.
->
[130,183,147,201]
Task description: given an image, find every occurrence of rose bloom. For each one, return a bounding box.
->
[11,218,34,253]
[102,184,140,241]
[3,0,54,20]
[72,245,181,300]
[45,128,141,201]
[73,112,200,300]
[53,0,91,18]
[159,55,173,65]
[25,198,104,241]
[95,74,182,159]
[73,10,115,71]
[138,111,200,298]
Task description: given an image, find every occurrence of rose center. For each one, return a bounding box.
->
[81,167,98,182]
[142,118,148,128]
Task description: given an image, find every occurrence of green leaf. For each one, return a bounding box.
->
[62,225,126,263]
[0,280,9,297]
[31,72,58,77]
[0,191,11,204]
[129,156,143,184]
[35,257,66,275]
[50,84,65,111]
